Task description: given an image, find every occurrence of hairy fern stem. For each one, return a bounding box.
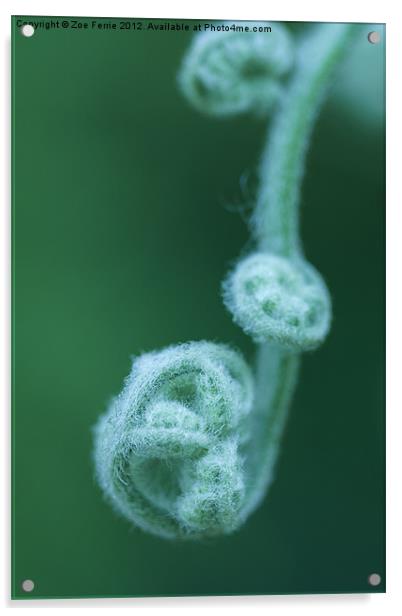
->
[94,22,353,540]
[255,23,354,256]
[247,24,353,513]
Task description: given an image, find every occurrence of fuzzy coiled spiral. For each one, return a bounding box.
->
[223,252,332,350]
[178,23,294,117]
[94,342,254,539]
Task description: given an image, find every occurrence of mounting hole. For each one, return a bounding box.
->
[368,31,380,44]
[368,573,381,586]
[21,24,35,38]
[22,579,34,592]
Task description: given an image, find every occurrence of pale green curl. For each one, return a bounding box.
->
[94,342,254,539]
[178,22,294,117]
[223,252,331,350]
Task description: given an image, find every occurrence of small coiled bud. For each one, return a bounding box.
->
[93,341,254,540]
[223,252,331,350]
[178,23,294,117]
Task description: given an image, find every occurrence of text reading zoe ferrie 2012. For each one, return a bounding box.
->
[15,18,273,34]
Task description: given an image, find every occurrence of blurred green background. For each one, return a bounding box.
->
[12,17,385,599]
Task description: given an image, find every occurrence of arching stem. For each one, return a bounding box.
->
[245,24,353,512]
[254,23,353,258]
[244,345,299,514]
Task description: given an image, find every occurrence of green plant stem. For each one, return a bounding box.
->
[255,23,353,258]
[244,345,299,515]
[249,24,353,505]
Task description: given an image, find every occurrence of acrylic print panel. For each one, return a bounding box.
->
[12,16,385,599]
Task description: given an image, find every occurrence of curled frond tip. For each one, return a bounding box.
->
[94,341,254,539]
[178,23,294,117]
[223,252,332,351]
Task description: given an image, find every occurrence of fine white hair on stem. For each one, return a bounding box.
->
[254,23,354,255]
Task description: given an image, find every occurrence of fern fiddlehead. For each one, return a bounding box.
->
[94,342,254,539]
[223,252,331,350]
[178,22,294,117]
[94,22,352,539]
